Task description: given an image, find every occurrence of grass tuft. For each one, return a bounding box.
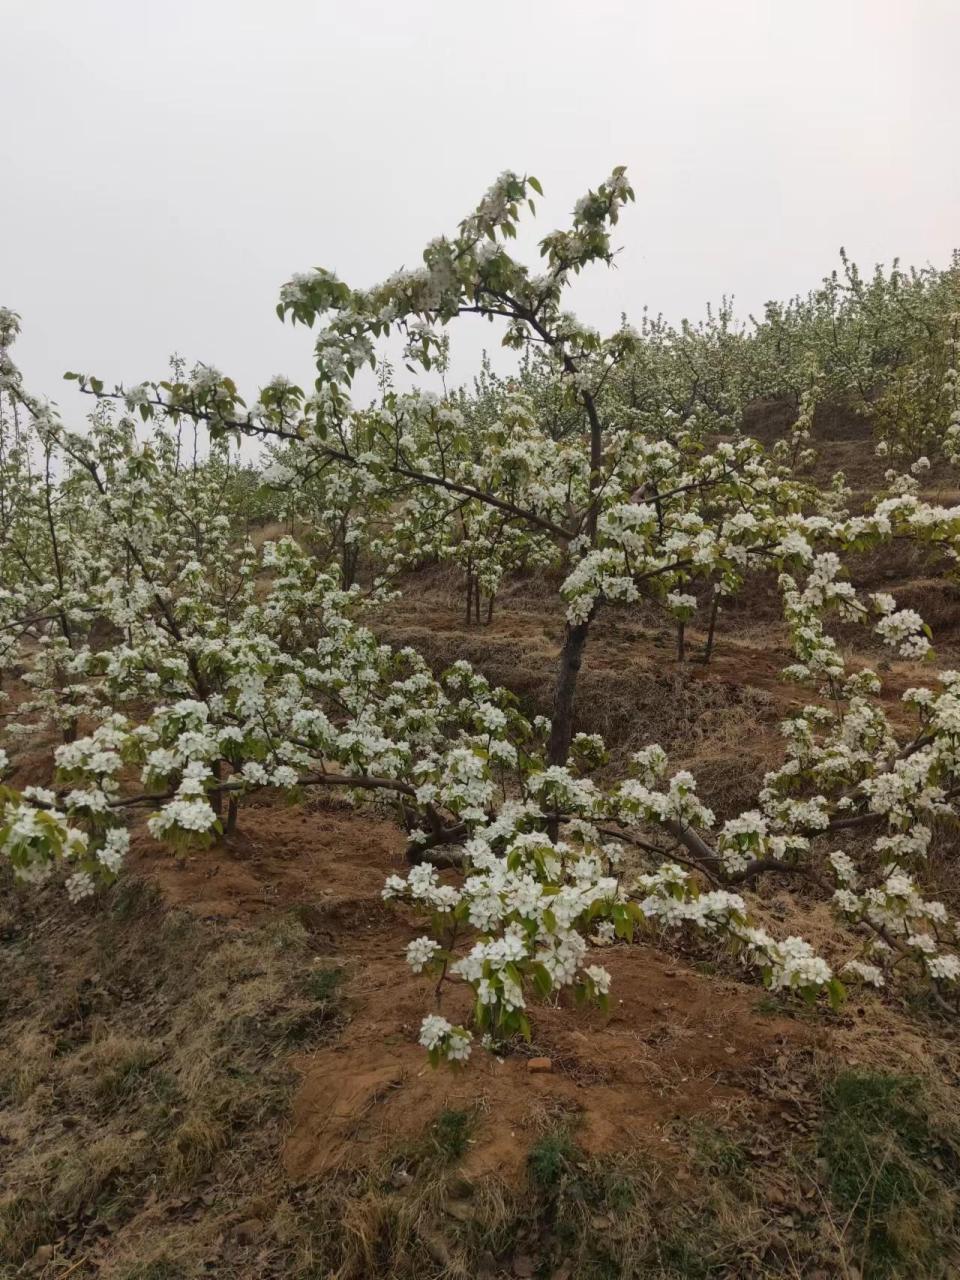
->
[164,1109,229,1187]
[527,1127,577,1191]
[428,1108,473,1163]
[303,964,344,1003]
[90,1037,161,1105]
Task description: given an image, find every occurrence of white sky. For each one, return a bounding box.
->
[3,0,958,418]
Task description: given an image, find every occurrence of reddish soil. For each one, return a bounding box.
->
[131,803,405,925]
[131,802,816,1186]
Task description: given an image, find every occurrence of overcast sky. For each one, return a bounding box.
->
[3,0,958,418]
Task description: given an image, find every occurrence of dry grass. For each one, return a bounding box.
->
[4,860,960,1277]
[0,877,346,1275]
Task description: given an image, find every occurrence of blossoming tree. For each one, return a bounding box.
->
[3,171,960,1064]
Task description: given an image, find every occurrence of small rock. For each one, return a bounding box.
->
[232,1218,265,1246]
[32,1245,54,1268]
[527,1056,552,1073]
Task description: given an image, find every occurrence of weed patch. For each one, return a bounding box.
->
[428,1107,474,1162]
[819,1070,960,1276]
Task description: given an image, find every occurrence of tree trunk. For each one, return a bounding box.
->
[704,591,720,663]
[210,760,223,819]
[677,620,686,663]
[226,795,239,835]
[547,620,591,766]
[342,542,358,589]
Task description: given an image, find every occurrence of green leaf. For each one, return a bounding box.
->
[827,977,846,1011]
[531,963,553,999]
[528,176,544,196]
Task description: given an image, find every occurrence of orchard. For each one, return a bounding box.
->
[4,170,960,1072]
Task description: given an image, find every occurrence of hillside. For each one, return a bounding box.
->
[4,398,960,1280]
